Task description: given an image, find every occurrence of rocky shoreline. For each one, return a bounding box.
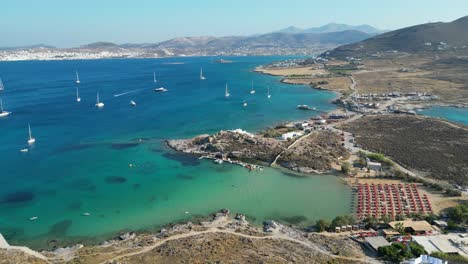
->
[1,209,371,263]
[166,128,349,174]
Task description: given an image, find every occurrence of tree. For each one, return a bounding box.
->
[447,204,468,224]
[341,162,351,174]
[409,242,426,256]
[395,222,405,235]
[315,219,331,232]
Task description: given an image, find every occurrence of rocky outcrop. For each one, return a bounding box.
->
[167,130,287,164]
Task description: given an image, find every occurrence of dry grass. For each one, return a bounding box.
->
[256,66,326,76]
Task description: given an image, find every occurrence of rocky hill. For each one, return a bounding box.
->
[326,15,468,58]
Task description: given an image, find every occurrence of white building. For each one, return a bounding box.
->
[280,131,304,140]
[404,255,447,264]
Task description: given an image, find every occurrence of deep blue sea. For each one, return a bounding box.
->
[0,56,354,248]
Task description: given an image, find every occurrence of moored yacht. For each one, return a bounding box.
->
[250,80,255,94]
[154,87,168,92]
[27,123,36,145]
[243,101,248,107]
[130,100,136,107]
[225,83,230,97]
[200,68,206,80]
[75,71,81,84]
[0,98,11,117]
[76,86,81,102]
[95,91,104,108]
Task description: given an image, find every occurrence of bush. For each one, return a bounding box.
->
[331,215,355,228]
[341,162,351,174]
[445,188,462,197]
[447,204,468,224]
[430,252,468,263]
[315,219,331,232]
[379,242,427,262]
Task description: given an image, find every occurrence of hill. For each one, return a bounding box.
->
[326,15,468,58]
[152,31,372,50]
[275,23,383,35]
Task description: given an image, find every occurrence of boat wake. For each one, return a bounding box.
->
[113,88,148,97]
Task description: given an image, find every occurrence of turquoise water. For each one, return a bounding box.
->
[420,106,468,125]
[0,56,351,248]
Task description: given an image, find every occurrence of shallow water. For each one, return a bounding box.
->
[0,56,352,248]
[420,106,468,125]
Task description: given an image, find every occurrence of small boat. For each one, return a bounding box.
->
[200,68,206,80]
[75,71,81,84]
[214,159,224,164]
[225,83,230,97]
[297,105,311,110]
[95,91,104,108]
[250,81,255,94]
[153,72,157,83]
[154,87,168,92]
[0,77,4,91]
[76,86,81,103]
[243,101,248,107]
[27,123,36,145]
[20,148,29,152]
[0,98,11,117]
[130,100,136,107]
[29,216,38,221]
[267,86,271,99]
[82,212,91,216]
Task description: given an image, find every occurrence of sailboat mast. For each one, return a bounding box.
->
[97,91,100,104]
[0,78,4,91]
[200,68,203,78]
[76,86,79,98]
[0,98,3,112]
[154,72,157,83]
[28,124,32,140]
[76,72,80,82]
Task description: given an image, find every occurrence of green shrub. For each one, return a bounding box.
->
[315,219,331,232]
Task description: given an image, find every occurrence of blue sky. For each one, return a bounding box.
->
[2,0,468,47]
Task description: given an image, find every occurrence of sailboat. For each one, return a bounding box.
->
[76,86,81,102]
[200,68,206,80]
[250,81,255,94]
[95,91,104,108]
[243,101,248,107]
[225,83,230,97]
[27,123,36,145]
[0,98,11,117]
[75,71,81,84]
[0,78,4,91]
[153,72,157,83]
[267,86,271,99]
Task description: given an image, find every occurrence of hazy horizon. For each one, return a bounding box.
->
[2,0,468,48]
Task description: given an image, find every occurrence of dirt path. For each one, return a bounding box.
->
[100,228,378,264]
[270,132,317,166]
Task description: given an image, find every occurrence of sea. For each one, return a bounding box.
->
[419,106,468,125]
[0,56,352,249]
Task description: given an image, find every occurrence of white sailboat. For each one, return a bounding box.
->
[0,98,11,117]
[250,81,255,94]
[200,68,206,80]
[153,72,157,83]
[225,83,230,97]
[130,100,136,107]
[75,71,80,84]
[267,86,271,99]
[243,101,248,107]
[27,123,36,145]
[76,86,81,102]
[0,78,4,91]
[95,91,104,108]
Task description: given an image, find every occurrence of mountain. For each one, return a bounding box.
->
[275,26,304,34]
[150,31,371,50]
[325,15,468,58]
[79,42,120,49]
[275,23,383,35]
[303,23,383,34]
[0,44,56,50]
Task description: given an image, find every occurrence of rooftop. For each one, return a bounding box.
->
[388,220,434,232]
